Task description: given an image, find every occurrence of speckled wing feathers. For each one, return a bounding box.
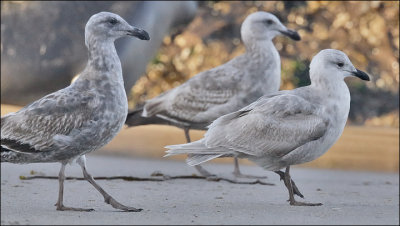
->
[143,64,242,124]
[203,93,329,158]
[1,86,98,154]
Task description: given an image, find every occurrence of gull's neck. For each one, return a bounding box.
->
[88,40,121,72]
[244,38,279,68]
[244,38,276,53]
[310,73,350,103]
[81,38,123,85]
[309,73,351,134]
[243,38,281,89]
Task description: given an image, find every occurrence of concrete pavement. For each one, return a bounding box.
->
[1,153,399,225]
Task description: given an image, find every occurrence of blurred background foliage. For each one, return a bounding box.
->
[128,1,399,127]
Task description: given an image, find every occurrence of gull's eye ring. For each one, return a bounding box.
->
[109,18,118,25]
[265,19,274,25]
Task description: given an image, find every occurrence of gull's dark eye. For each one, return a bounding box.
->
[109,18,118,25]
[337,62,344,67]
[265,19,274,25]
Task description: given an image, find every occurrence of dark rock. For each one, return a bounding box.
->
[1,1,197,105]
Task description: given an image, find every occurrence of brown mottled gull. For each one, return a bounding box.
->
[125,11,300,178]
[165,49,370,206]
[1,12,150,212]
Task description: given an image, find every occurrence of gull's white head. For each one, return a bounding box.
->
[309,49,370,84]
[85,12,150,48]
[241,11,301,43]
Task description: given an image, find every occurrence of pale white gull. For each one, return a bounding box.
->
[1,12,150,212]
[165,49,370,206]
[125,11,301,179]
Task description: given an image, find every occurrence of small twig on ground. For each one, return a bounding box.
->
[19,171,274,186]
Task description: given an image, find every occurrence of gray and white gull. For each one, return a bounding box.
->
[165,49,370,206]
[125,11,300,178]
[1,12,150,212]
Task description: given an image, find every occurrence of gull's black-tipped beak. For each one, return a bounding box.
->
[127,27,150,40]
[352,68,370,81]
[280,29,301,41]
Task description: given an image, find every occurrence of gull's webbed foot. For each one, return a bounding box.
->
[56,204,95,212]
[106,196,143,212]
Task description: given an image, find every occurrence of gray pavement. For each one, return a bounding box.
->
[1,153,399,225]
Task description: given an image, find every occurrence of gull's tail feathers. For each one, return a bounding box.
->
[186,154,222,166]
[142,97,165,118]
[1,145,13,162]
[1,145,36,163]
[164,139,225,166]
[125,107,173,127]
